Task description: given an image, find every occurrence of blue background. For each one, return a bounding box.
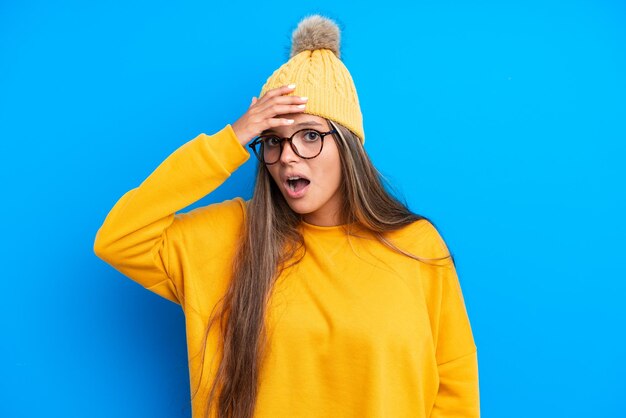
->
[1,1,625,417]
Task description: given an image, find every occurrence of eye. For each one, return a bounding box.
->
[263,136,281,147]
[302,130,321,142]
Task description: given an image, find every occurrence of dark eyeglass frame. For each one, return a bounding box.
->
[248,128,338,165]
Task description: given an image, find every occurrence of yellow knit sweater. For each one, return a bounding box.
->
[93,124,479,417]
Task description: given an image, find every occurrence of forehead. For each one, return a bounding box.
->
[261,116,329,135]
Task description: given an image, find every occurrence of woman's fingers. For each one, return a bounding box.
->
[265,117,297,127]
[254,84,308,109]
[252,86,308,118]
[232,84,309,146]
[253,94,307,115]
[256,84,296,106]
[257,103,307,119]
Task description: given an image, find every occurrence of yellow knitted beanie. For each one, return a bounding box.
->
[259,15,365,144]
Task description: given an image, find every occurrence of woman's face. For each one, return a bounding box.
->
[264,113,344,226]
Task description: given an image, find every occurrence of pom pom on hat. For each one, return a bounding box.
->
[290,15,341,59]
[259,14,365,143]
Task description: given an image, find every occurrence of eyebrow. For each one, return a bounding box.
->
[261,121,324,135]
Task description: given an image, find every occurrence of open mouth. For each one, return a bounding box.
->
[286,177,311,193]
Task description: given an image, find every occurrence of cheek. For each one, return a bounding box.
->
[318,156,342,192]
[332,162,343,191]
[266,166,280,184]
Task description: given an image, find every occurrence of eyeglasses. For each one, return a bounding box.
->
[248,128,338,165]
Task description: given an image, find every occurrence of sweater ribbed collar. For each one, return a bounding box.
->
[299,220,366,237]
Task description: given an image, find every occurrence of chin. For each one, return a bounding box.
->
[284,199,317,215]
[278,191,321,215]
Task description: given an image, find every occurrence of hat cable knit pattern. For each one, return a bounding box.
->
[259,14,365,143]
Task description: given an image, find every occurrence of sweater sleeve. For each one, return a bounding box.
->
[93,124,250,306]
[423,222,480,417]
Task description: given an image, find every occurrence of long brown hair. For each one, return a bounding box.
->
[195,119,452,418]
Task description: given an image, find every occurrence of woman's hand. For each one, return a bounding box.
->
[231,84,308,147]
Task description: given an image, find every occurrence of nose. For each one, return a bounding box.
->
[278,140,300,165]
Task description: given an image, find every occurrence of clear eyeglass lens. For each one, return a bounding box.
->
[259,130,322,163]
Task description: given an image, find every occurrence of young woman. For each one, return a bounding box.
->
[94,14,479,418]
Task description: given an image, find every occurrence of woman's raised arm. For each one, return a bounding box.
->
[93,124,251,306]
[94,85,309,307]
